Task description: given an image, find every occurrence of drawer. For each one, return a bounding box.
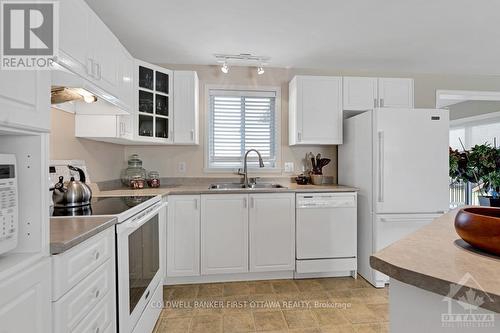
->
[52,227,115,300]
[72,288,116,333]
[53,258,115,333]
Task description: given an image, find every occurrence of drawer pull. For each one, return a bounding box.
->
[93,251,100,261]
[93,289,100,299]
[94,327,100,333]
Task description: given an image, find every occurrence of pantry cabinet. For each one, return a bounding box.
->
[201,194,249,275]
[289,75,343,145]
[343,77,414,111]
[249,193,295,272]
[166,195,201,277]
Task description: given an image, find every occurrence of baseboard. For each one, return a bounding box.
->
[165,271,294,285]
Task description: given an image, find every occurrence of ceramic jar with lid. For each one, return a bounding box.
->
[121,154,147,189]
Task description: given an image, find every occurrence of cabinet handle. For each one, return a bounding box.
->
[380,98,384,107]
[250,197,254,209]
[95,63,101,80]
[190,129,194,141]
[91,288,101,299]
[297,132,302,142]
[93,250,100,261]
[94,327,100,333]
[86,58,94,77]
[194,199,198,210]
[243,198,247,208]
[377,131,385,202]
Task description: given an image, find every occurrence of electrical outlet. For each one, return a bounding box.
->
[178,161,186,173]
[284,162,294,173]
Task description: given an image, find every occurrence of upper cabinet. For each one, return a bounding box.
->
[135,60,173,143]
[289,76,343,145]
[173,71,199,145]
[343,77,414,111]
[57,0,132,112]
[0,71,50,132]
[378,78,414,108]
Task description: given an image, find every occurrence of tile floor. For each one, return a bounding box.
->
[154,276,389,333]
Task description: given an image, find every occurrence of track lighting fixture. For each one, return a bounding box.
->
[257,66,265,75]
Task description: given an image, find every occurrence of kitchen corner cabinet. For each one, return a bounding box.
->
[289,75,343,145]
[135,60,173,143]
[0,257,52,333]
[201,194,249,275]
[167,195,201,277]
[249,193,295,272]
[173,71,200,144]
[0,70,50,132]
[343,77,414,111]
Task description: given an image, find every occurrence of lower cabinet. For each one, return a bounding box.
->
[0,257,52,333]
[201,194,249,275]
[167,193,296,279]
[249,193,295,272]
[167,195,201,277]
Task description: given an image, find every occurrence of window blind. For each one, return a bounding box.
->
[208,89,277,169]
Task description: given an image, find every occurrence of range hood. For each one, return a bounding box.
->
[51,64,129,115]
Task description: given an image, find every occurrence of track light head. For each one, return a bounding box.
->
[221,62,229,74]
[257,66,265,75]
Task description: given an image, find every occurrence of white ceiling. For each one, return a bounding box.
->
[85,0,500,75]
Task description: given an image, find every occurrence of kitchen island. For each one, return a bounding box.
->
[370,208,499,332]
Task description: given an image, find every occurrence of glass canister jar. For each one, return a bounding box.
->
[147,171,160,188]
[121,154,147,189]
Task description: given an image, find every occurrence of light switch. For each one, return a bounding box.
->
[284,162,294,173]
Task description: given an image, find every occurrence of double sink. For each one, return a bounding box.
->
[208,182,287,190]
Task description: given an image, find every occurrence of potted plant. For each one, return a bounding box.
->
[449,144,500,207]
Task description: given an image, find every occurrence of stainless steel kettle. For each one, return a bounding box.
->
[51,165,92,207]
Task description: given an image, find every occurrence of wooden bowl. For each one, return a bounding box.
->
[455,207,500,256]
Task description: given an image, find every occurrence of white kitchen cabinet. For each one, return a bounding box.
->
[0,257,52,333]
[173,71,199,144]
[201,194,249,275]
[378,78,414,108]
[343,77,414,111]
[249,193,295,272]
[289,75,343,145]
[0,71,50,132]
[343,77,378,111]
[75,114,133,144]
[57,0,131,112]
[58,0,90,78]
[167,195,201,277]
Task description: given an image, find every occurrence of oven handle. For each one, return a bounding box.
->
[118,201,165,232]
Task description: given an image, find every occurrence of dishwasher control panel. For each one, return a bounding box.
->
[296,193,356,209]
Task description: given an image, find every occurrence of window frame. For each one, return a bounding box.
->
[204,84,282,173]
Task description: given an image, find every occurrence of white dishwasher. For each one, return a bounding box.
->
[295,192,357,277]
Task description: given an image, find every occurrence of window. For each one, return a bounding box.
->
[207,88,279,170]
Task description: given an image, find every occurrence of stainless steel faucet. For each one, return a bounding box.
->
[238,149,265,187]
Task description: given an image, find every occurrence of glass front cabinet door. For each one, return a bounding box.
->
[136,61,173,142]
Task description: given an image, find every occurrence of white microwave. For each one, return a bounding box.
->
[0,154,18,255]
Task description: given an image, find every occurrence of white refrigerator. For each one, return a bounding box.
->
[338,108,450,287]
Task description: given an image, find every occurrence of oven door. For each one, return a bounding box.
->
[116,201,166,333]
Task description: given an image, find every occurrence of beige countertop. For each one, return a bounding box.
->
[93,183,358,197]
[370,208,500,313]
[50,216,117,255]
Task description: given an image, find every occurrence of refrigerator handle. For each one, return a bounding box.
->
[377,131,384,202]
